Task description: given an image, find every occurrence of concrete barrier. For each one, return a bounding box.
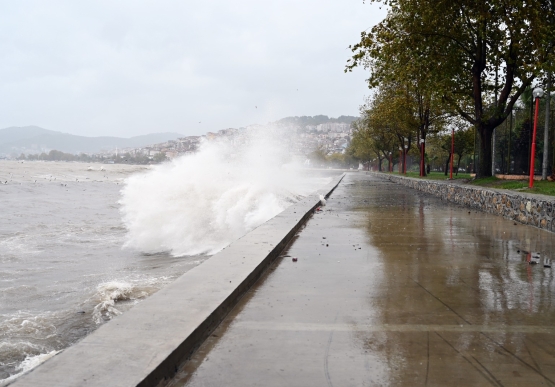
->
[372,172,555,232]
[10,174,345,387]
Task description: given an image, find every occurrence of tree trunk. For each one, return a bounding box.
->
[477,125,493,178]
[456,154,462,176]
[444,153,451,176]
[420,141,427,177]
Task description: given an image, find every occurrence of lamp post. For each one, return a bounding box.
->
[529,87,544,188]
[404,144,408,174]
[389,152,392,173]
[398,147,402,174]
[419,139,425,177]
[450,128,455,179]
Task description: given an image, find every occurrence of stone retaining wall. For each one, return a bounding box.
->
[373,173,555,233]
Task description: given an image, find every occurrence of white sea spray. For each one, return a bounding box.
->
[120,133,326,256]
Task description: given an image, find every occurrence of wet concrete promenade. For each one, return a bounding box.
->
[168,173,555,387]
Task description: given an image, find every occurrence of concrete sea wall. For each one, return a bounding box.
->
[373,173,555,233]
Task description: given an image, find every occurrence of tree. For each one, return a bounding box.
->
[308,146,328,167]
[347,38,449,176]
[327,152,356,169]
[348,0,555,177]
[441,127,475,175]
[349,120,379,169]
[365,86,416,161]
[454,128,475,175]
[349,86,430,172]
[350,100,405,171]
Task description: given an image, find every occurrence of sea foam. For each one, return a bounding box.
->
[91,278,170,324]
[0,350,59,386]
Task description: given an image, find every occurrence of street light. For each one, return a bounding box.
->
[403,144,408,174]
[529,87,544,188]
[419,139,425,177]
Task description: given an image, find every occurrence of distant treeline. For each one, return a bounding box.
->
[18,150,94,162]
[307,146,357,169]
[17,150,167,164]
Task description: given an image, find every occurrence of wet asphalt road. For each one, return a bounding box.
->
[168,173,555,386]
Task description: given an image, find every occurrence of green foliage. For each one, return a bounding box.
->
[22,150,93,162]
[347,82,453,174]
[349,120,380,162]
[327,152,357,168]
[347,0,555,177]
[308,145,328,166]
[439,128,474,158]
[472,177,555,197]
[152,152,167,163]
[307,146,357,169]
[471,177,499,185]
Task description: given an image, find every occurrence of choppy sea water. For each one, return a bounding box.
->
[0,161,202,384]
[0,158,338,384]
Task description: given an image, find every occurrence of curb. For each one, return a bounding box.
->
[10,173,345,387]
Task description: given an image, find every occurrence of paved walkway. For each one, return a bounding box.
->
[168,173,555,387]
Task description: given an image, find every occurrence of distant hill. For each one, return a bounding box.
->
[0,126,184,156]
[275,115,358,128]
[0,117,357,156]
[0,126,60,144]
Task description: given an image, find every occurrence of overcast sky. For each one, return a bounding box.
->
[0,1,386,138]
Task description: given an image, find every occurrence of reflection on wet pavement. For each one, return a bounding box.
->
[168,173,555,386]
